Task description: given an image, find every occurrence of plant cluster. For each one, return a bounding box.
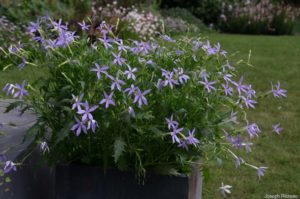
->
[1,17,287,196]
[91,1,162,40]
[160,7,209,34]
[0,16,26,48]
[220,0,300,34]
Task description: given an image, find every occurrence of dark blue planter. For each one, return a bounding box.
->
[55,165,189,199]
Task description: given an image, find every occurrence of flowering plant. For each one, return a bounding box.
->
[1,17,287,195]
[220,0,300,34]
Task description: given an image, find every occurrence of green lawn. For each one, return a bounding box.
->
[203,34,300,198]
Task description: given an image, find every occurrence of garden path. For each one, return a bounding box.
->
[0,99,36,160]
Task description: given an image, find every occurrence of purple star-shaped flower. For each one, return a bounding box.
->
[124,84,137,96]
[112,52,126,66]
[87,119,98,133]
[4,161,17,174]
[90,63,109,80]
[13,80,29,100]
[18,57,27,70]
[98,36,113,49]
[72,93,84,110]
[235,157,244,168]
[257,166,267,179]
[110,76,126,91]
[3,83,15,96]
[222,83,233,96]
[233,76,248,96]
[133,89,151,108]
[115,39,129,53]
[128,106,136,117]
[165,115,179,130]
[77,101,98,121]
[199,78,217,93]
[99,92,115,108]
[273,123,283,134]
[240,96,257,109]
[161,35,176,42]
[246,123,261,138]
[78,20,90,31]
[71,116,88,136]
[124,65,137,80]
[174,68,190,84]
[271,81,287,98]
[170,127,183,143]
[163,72,179,89]
[40,141,50,154]
[186,129,200,146]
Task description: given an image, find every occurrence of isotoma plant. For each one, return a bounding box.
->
[1,16,287,196]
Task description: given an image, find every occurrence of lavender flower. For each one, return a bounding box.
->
[175,50,184,56]
[99,92,115,108]
[219,182,232,197]
[72,93,84,110]
[178,140,188,150]
[223,74,233,83]
[90,63,109,80]
[242,142,253,153]
[112,52,126,66]
[161,35,176,42]
[40,141,50,154]
[52,19,67,31]
[77,101,98,121]
[246,123,261,138]
[128,106,135,117]
[13,80,29,100]
[18,57,27,70]
[199,78,217,93]
[3,161,17,174]
[235,157,244,168]
[78,20,90,31]
[115,39,129,53]
[71,116,88,136]
[165,115,179,130]
[133,89,151,108]
[2,83,15,96]
[186,129,200,146]
[124,84,137,96]
[28,20,40,33]
[271,81,287,98]
[240,96,257,109]
[55,29,77,48]
[257,166,267,179]
[222,83,233,96]
[98,36,113,49]
[163,71,179,89]
[233,76,248,96]
[174,68,190,84]
[273,123,283,135]
[124,65,137,80]
[87,119,98,133]
[170,127,183,143]
[110,76,126,91]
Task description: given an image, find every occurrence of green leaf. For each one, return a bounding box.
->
[4,101,23,113]
[113,137,126,163]
[202,166,210,183]
[55,121,73,145]
[23,122,41,143]
[135,111,154,120]
[5,177,11,183]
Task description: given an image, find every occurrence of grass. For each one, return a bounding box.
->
[1,33,299,198]
[203,34,300,198]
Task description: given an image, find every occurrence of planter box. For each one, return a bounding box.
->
[55,165,189,199]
